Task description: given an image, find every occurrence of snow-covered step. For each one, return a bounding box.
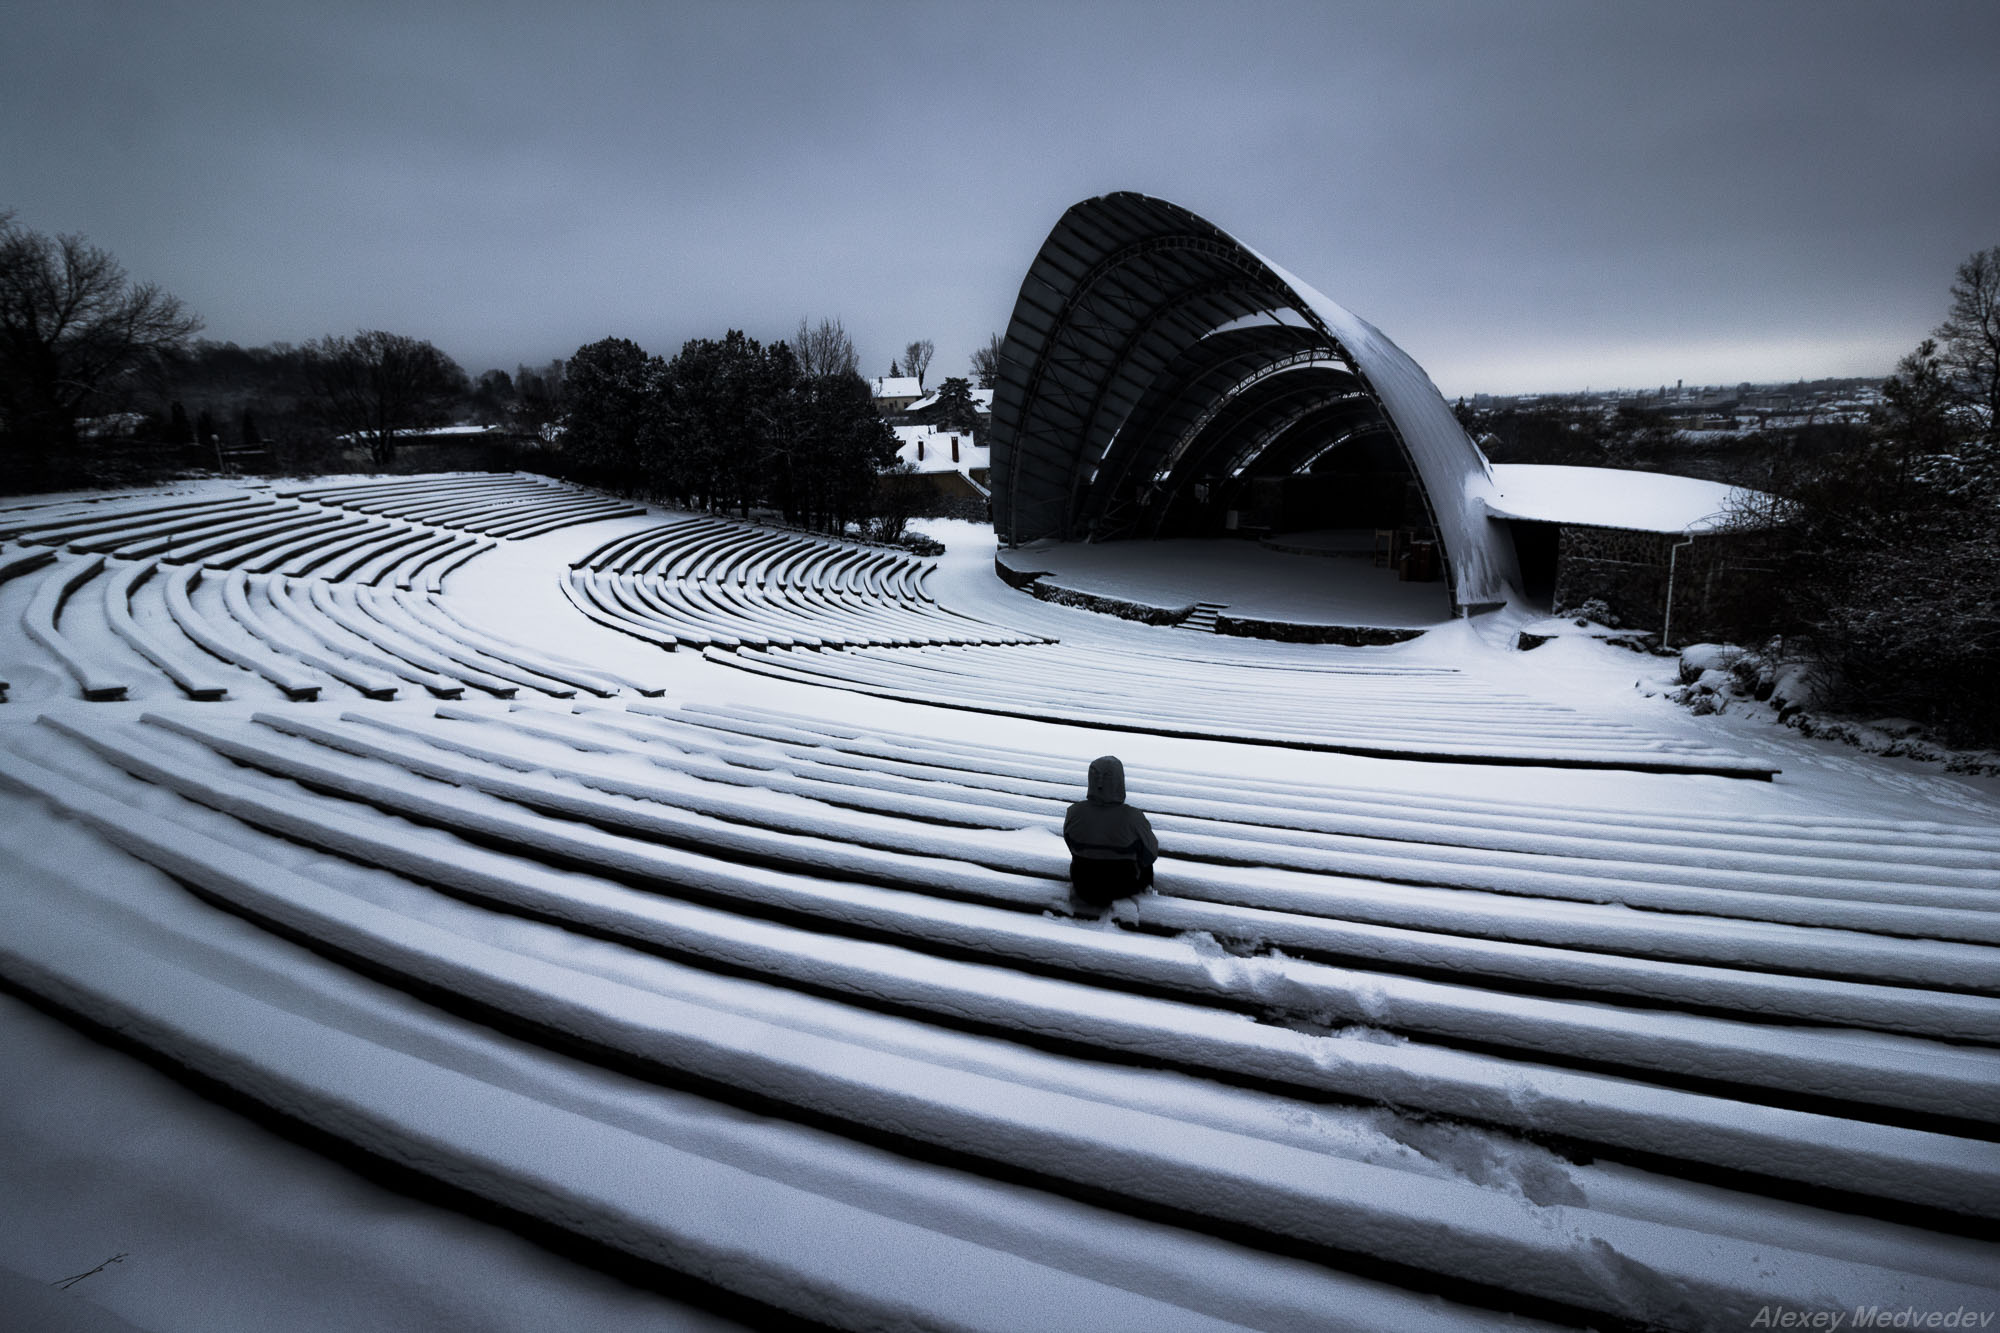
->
[1179,601,1227,632]
[449,705,1995,916]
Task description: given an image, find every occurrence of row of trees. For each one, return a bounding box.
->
[557,319,900,536]
[2,211,519,484]
[2,208,1000,501]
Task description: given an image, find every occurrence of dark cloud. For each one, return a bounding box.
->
[5,0,1995,393]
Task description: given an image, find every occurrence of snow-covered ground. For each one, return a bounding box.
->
[1,479,1997,1331]
[996,532,1453,627]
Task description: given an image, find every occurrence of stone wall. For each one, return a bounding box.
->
[1213,615,1423,646]
[1554,525,1774,643]
[1026,579,1191,625]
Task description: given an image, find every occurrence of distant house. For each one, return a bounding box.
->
[868,376,924,414]
[893,423,990,500]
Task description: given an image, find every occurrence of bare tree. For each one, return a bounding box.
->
[302,330,467,466]
[902,338,934,388]
[792,317,858,379]
[0,211,201,471]
[969,331,1005,388]
[1936,246,2000,445]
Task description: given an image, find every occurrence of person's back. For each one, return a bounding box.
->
[1063,755,1158,907]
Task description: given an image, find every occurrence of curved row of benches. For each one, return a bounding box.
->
[284,473,644,537]
[566,515,1047,650]
[577,515,937,600]
[701,641,1779,777]
[0,703,1992,1329]
[1,491,499,588]
[1,546,655,704]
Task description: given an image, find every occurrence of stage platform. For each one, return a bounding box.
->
[995,530,1455,632]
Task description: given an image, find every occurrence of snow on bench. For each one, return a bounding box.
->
[25,743,1955,1332]
[677,698,1978,849]
[98,503,296,561]
[221,572,398,699]
[562,513,1042,649]
[161,564,322,700]
[294,580,482,697]
[21,554,130,700]
[287,474,642,537]
[702,642,1781,778]
[0,493,262,546]
[0,544,57,587]
[101,560,230,700]
[351,588,573,698]
[536,702,2000,1039]
[557,569,682,650]
[419,536,495,593]
[109,707,1995,1138]
[10,718,2000,1245]
[412,592,660,696]
[187,512,358,572]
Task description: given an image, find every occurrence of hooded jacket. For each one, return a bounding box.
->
[1063,756,1159,863]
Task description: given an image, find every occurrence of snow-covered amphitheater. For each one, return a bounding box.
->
[5,186,1999,1329]
[1,464,1997,1331]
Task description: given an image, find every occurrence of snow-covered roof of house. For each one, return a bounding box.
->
[893,424,989,475]
[869,376,923,400]
[1483,464,1761,534]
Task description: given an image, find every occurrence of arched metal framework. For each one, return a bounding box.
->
[990,193,1516,610]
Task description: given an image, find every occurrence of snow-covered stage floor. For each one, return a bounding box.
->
[2,476,1997,1331]
[995,529,1455,630]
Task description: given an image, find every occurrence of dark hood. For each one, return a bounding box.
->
[1086,755,1125,804]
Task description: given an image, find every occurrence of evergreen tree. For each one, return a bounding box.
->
[932,376,980,438]
[560,337,657,491]
[1758,338,2000,745]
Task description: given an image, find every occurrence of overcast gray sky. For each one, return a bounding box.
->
[5,1,1996,396]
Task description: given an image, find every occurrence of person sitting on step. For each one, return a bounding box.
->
[1063,754,1158,908]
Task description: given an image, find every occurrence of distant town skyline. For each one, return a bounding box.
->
[5,1,1996,399]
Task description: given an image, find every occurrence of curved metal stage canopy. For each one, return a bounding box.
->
[990,193,1517,611]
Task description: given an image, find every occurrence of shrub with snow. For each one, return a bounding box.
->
[1557,597,1619,628]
